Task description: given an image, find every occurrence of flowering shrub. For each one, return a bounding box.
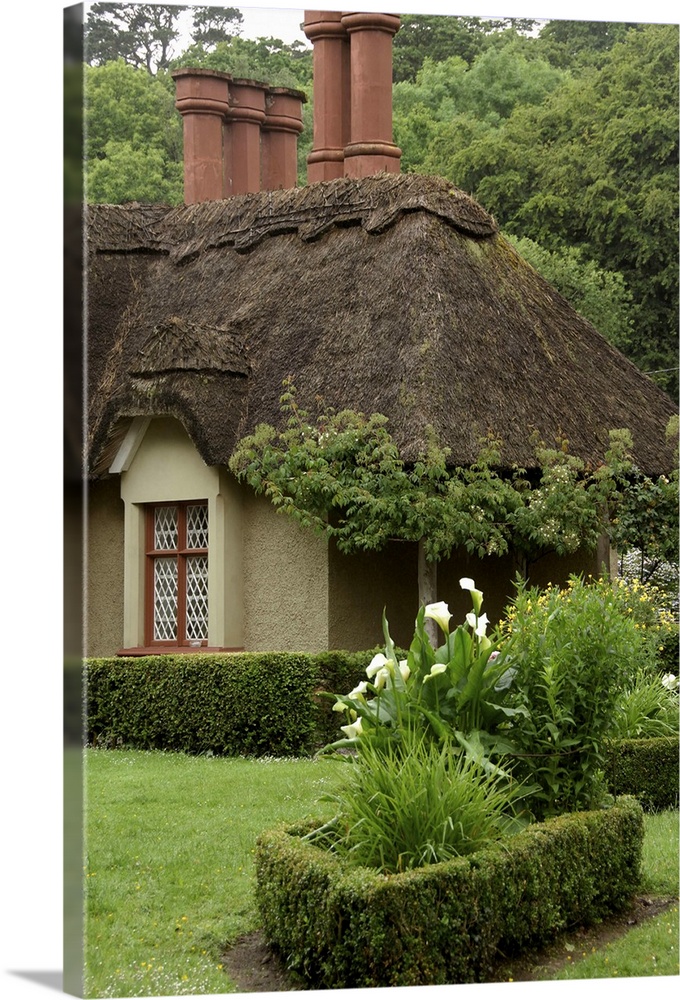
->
[499,575,651,819]
[608,575,679,676]
[328,578,526,761]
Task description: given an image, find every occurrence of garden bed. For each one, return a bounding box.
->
[255,796,644,989]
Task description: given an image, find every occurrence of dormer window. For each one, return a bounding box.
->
[145,502,209,647]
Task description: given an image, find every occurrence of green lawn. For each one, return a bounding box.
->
[84,750,340,997]
[84,749,679,997]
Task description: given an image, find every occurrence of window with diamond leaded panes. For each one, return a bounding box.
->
[145,502,209,646]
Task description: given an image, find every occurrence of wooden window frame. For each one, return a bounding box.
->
[144,501,209,648]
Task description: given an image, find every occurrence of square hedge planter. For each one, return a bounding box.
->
[255,796,643,989]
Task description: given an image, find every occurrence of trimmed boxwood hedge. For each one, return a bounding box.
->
[254,796,644,989]
[85,650,375,756]
[603,736,679,810]
[87,655,677,788]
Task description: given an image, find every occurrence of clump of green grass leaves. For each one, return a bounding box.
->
[309,728,528,873]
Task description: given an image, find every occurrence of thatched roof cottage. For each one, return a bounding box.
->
[85,11,676,656]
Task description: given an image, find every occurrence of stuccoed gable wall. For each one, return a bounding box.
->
[86,477,125,657]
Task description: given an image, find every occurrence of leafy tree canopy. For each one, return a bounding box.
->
[171,34,312,91]
[392,13,538,82]
[85,3,243,74]
[84,59,183,204]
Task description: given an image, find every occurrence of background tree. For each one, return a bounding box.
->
[392,13,537,82]
[85,3,243,74]
[85,60,183,204]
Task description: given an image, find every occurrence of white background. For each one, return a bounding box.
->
[1,2,677,999]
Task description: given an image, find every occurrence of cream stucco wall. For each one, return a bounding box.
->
[86,477,125,657]
[243,493,329,651]
[328,538,616,652]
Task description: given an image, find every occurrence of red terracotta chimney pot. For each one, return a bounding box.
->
[172,68,232,204]
[303,11,350,181]
[226,79,268,196]
[261,87,306,190]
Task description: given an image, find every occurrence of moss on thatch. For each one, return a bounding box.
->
[87,173,677,477]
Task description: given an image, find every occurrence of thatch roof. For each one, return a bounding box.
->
[86,173,677,477]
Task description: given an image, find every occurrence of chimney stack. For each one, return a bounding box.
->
[172,69,305,204]
[262,88,307,190]
[227,79,268,196]
[302,11,350,182]
[303,10,401,180]
[173,68,231,204]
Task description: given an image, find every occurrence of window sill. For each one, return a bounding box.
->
[117,646,244,656]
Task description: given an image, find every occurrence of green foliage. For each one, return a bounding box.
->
[85,653,320,756]
[501,576,649,819]
[255,797,644,988]
[392,13,538,83]
[85,649,388,755]
[231,386,651,578]
[85,3,243,74]
[603,737,679,811]
[86,138,183,204]
[171,34,312,91]
[535,20,641,71]
[606,572,679,674]
[609,673,679,740]
[84,59,183,204]
[310,731,526,874]
[609,471,679,582]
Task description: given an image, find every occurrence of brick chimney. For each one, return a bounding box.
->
[303,10,401,180]
[172,68,306,203]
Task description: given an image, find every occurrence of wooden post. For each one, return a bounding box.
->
[418,538,438,645]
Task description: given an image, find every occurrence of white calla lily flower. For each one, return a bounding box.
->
[373,666,391,691]
[348,680,368,699]
[366,653,392,678]
[399,659,410,682]
[459,577,483,615]
[466,612,489,637]
[424,601,452,634]
[424,662,447,682]
[332,699,347,713]
[340,718,363,739]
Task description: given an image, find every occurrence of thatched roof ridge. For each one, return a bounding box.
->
[86,173,677,479]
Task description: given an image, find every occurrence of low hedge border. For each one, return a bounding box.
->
[85,650,375,756]
[254,796,644,989]
[603,736,679,810]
